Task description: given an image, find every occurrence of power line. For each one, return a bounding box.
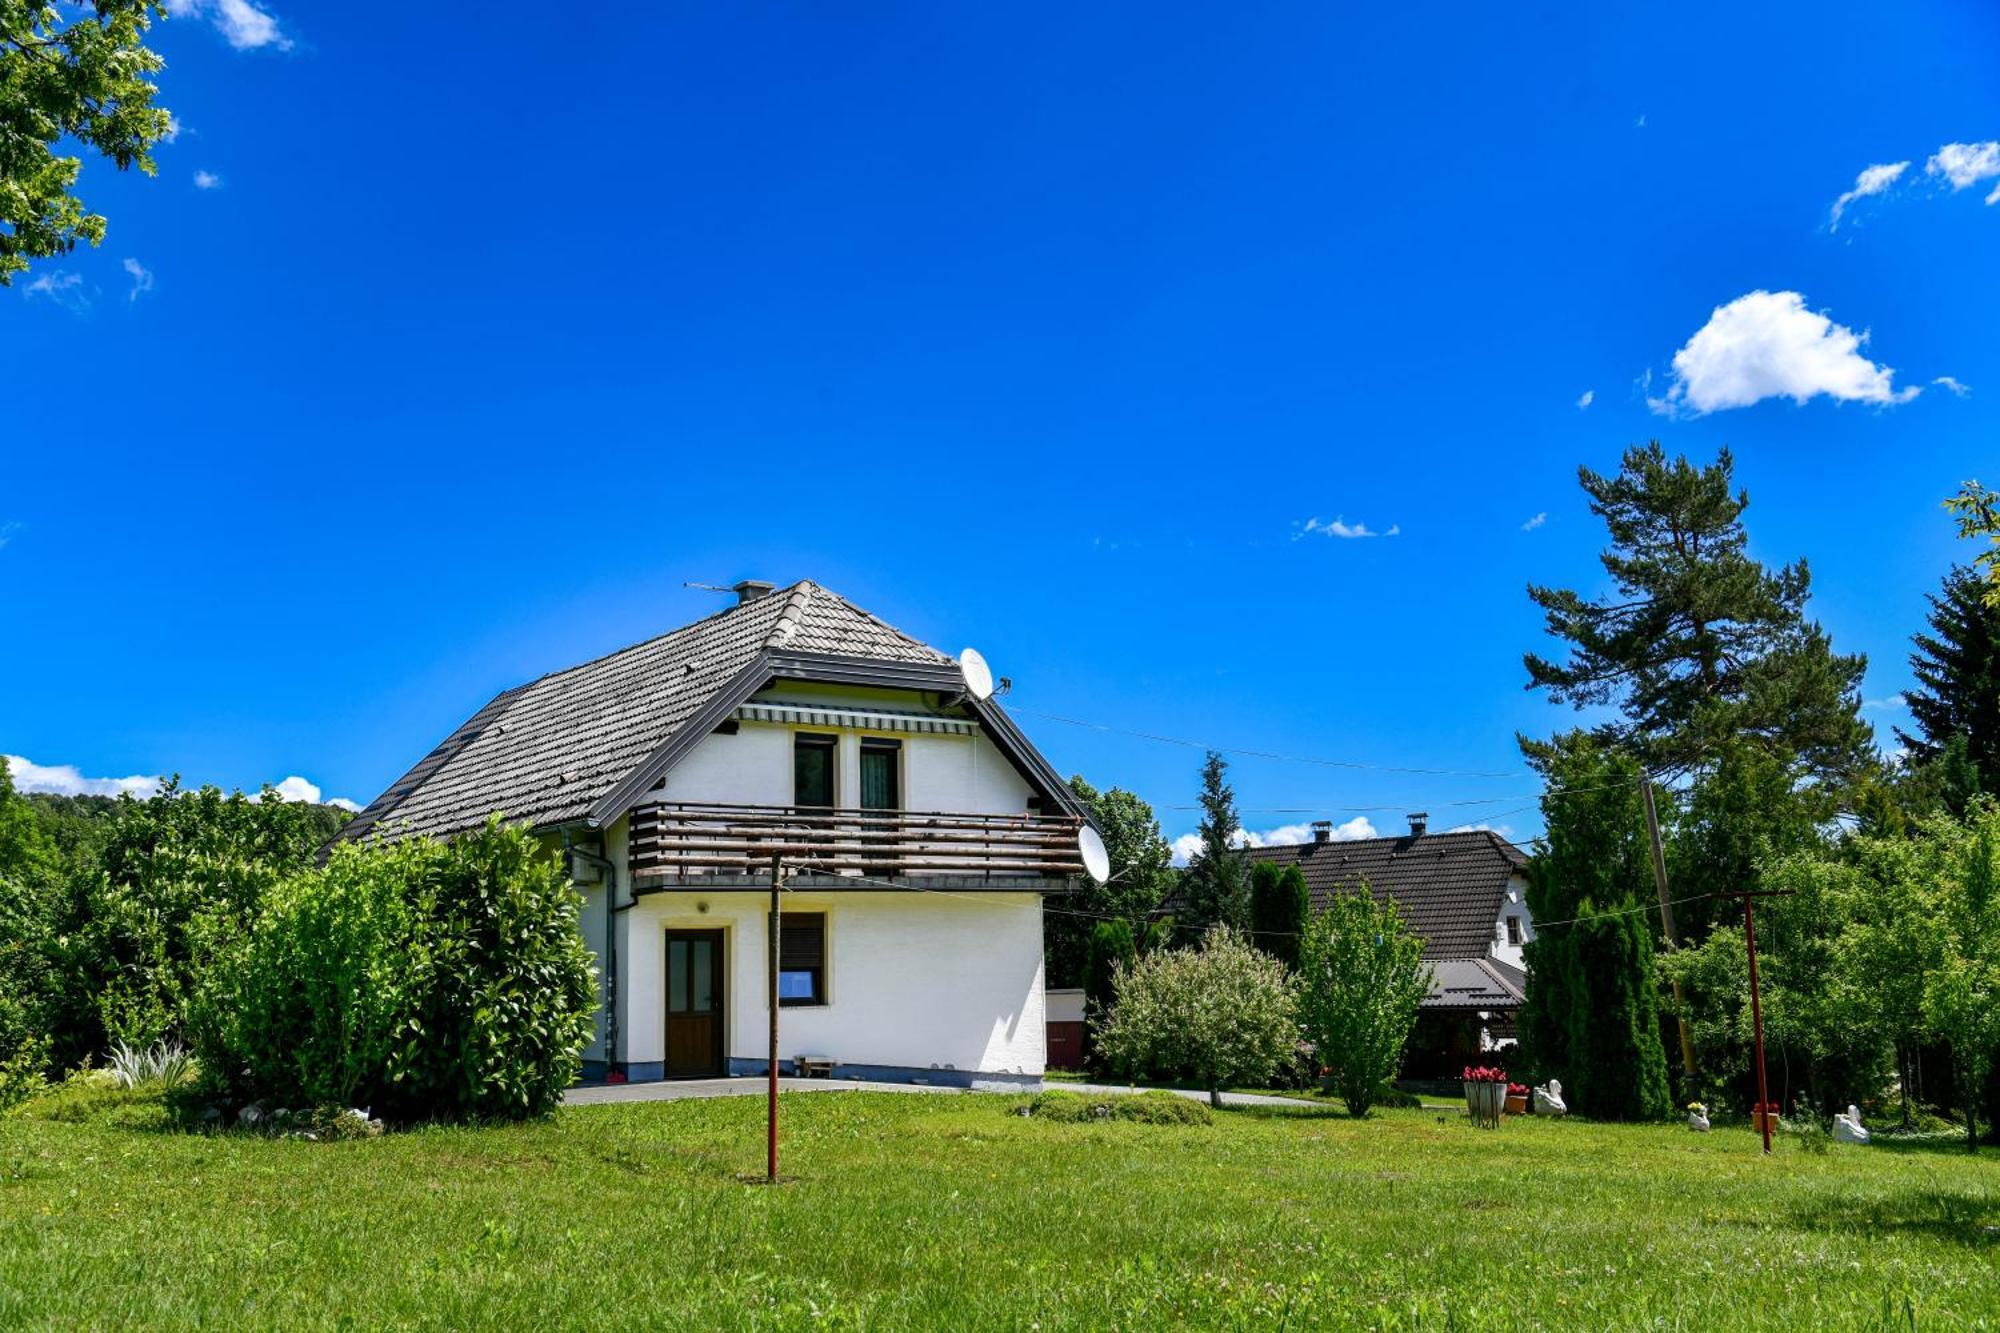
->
[1007,703,1531,779]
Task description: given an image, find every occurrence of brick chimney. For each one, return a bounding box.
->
[732,579,777,604]
[1311,820,1334,844]
[1407,812,1428,838]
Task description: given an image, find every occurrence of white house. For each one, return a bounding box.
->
[337,580,1092,1089]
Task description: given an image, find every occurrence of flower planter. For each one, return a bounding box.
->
[1752,1102,1780,1138]
[1463,1079,1506,1128]
[1504,1093,1529,1116]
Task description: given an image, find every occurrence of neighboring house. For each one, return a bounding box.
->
[1231,813,1535,1075]
[338,580,1093,1090]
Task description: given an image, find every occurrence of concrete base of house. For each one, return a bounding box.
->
[578,1058,1038,1092]
[727,1058,1039,1092]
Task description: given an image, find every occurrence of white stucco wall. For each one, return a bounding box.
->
[615,888,1047,1078]
[653,707,1036,816]
[1490,872,1535,970]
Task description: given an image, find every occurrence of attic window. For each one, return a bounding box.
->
[1505,916,1523,946]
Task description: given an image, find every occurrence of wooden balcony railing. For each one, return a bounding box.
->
[627,801,1086,883]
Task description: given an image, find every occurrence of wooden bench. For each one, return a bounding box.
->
[794,1055,836,1079]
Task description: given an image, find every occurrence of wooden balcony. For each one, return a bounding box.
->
[627,801,1086,888]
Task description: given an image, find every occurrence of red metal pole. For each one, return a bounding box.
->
[1744,892,1773,1155]
[768,854,781,1182]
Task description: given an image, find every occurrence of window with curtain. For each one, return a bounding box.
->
[777,911,827,1005]
[859,738,900,811]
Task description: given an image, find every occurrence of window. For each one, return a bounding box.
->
[859,738,900,811]
[1505,915,1523,946]
[794,734,837,808]
[778,911,826,1006]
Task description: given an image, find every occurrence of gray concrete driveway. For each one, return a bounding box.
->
[564,1076,1317,1109]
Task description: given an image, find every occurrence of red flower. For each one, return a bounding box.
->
[1461,1065,1508,1083]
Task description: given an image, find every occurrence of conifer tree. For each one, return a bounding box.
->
[1180,752,1248,936]
[1248,860,1309,968]
[1898,566,2000,795]
[1525,443,1871,784]
[1562,901,1673,1120]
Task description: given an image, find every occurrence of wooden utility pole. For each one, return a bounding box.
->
[767,853,784,1183]
[1639,778,1698,1086]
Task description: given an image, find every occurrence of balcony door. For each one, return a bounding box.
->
[664,929,725,1078]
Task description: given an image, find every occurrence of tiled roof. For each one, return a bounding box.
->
[1233,830,1528,961]
[338,582,951,843]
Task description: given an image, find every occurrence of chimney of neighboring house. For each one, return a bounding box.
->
[1407,812,1428,838]
[1311,820,1334,844]
[732,579,777,605]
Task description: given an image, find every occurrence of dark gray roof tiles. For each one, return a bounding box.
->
[339,582,952,843]
[1233,830,1528,961]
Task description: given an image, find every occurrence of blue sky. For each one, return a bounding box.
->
[4,2,1996,851]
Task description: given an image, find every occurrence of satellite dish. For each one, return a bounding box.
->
[957,647,995,702]
[1077,825,1111,884]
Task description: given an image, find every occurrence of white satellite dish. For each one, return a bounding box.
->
[957,647,995,702]
[1077,825,1111,884]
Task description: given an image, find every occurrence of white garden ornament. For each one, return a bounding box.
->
[1832,1104,1870,1145]
[1532,1079,1567,1117]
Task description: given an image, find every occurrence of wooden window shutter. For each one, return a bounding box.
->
[781,913,825,969]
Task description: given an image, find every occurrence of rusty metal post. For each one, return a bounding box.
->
[768,853,782,1182]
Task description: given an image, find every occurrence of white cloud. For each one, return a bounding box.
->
[122,258,154,302]
[1862,694,1908,711]
[165,0,291,50]
[21,270,90,312]
[1576,389,1594,410]
[1828,161,1909,230]
[329,797,363,813]
[1933,376,1971,398]
[1294,516,1400,540]
[6,755,162,799]
[162,114,183,144]
[263,775,359,808]
[1170,816,1380,866]
[1648,290,1922,417]
[193,170,223,190]
[1521,512,1547,532]
[0,521,19,550]
[1444,822,1518,839]
[1926,141,2000,203]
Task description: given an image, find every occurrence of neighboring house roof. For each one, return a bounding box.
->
[1422,957,1527,1011]
[338,581,1078,844]
[1230,830,1528,962]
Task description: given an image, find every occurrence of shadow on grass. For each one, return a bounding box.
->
[1788,1182,1999,1248]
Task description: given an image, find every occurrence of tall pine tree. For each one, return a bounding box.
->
[1898,565,2000,795]
[1525,443,1872,784]
[1179,752,1248,936]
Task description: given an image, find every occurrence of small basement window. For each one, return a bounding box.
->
[1505,915,1523,946]
[777,911,827,1006]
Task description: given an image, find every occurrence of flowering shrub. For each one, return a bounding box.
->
[1462,1065,1508,1083]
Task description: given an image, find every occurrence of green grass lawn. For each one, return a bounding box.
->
[4,1087,1998,1329]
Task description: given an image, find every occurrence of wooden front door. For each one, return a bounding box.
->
[665,930,725,1077]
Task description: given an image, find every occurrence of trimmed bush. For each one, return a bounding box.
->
[194,819,596,1123]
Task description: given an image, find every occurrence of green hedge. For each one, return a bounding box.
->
[193,819,596,1123]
